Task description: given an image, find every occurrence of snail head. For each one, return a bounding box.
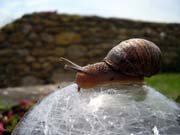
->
[59,57,99,89]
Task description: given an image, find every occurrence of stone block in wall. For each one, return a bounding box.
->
[9,32,24,43]
[17,49,29,57]
[41,33,54,43]
[21,76,43,86]
[54,47,65,56]
[22,24,32,34]
[0,33,5,42]
[55,32,81,45]
[31,63,42,69]
[25,56,36,63]
[66,45,86,58]
[51,69,75,83]
[0,49,14,56]
[28,33,38,41]
[17,64,30,73]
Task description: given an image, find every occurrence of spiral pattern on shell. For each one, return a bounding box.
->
[104,38,161,77]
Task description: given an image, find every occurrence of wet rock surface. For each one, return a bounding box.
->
[0,12,180,87]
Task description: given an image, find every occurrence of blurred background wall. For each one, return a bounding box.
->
[0,11,180,87]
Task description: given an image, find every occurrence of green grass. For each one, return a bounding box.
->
[145,73,180,100]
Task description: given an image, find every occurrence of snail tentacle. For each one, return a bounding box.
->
[59,57,81,69]
[60,57,92,75]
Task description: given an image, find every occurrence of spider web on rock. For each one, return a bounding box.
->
[12,84,180,135]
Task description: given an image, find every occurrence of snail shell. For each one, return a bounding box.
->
[60,38,161,90]
[104,38,161,77]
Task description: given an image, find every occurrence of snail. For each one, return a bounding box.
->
[60,38,161,91]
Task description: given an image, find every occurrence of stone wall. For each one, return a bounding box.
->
[0,12,180,87]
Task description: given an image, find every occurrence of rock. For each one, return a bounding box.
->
[55,32,81,45]
[31,63,42,69]
[87,48,104,57]
[100,43,114,50]
[31,49,45,56]
[44,27,63,34]
[0,33,5,42]
[22,24,32,34]
[12,84,180,135]
[160,32,166,39]
[66,45,86,58]
[25,56,36,63]
[35,41,43,47]
[46,56,57,62]
[42,62,52,70]
[0,58,10,63]
[28,33,38,40]
[18,64,30,73]
[54,47,65,56]
[16,49,29,57]
[2,24,15,33]
[0,49,13,56]
[43,20,58,27]
[22,41,33,48]
[41,33,54,43]
[21,76,43,86]
[118,28,129,36]
[9,32,24,43]
[51,69,75,83]
[37,58,47,63]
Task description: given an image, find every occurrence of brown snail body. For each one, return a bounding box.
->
[60,38,161,90]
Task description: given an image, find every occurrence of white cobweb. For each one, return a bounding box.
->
[12,84,180,135]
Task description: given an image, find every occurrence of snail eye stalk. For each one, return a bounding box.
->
[59,57,81,68]
[59,57,90,75]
